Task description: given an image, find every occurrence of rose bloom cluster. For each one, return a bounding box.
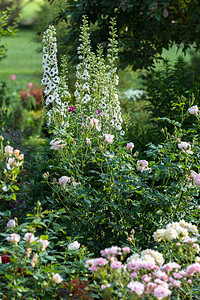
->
[153,220,199,243]
[188,170,200,188]
[86,242,200,299]
[4,145,24,171]
[5,222,50,267]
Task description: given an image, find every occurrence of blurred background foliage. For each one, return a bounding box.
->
[0,0,200,153]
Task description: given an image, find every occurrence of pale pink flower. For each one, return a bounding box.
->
[59,176,71,186]
[6,157,16,170]
[186,263,200,276]
[173,272,182,279]
[104,133,114,144]
[136,160,149,172]
[130,271,138,278]
[161,262,181,272]
[90,265,98,271]
[146,282,158,295]
[27,82,34,88]
[93,258,108,266]
[26,248,32,257]
[153,285,171,299]
[194,174,200,187]
[188,279,192,284]
[188,170,197,182]
[86,138,91,145]
[169,278,181,288]
[6,233,20,244]
[100,246,122,258]
[53,273,63,283]
[31,253,38,267]
[100,284,110,290]
[178,141,193,154]
[39,239,50,250]
[126,142,134,150]
[9,74,16,81]
[7,219,16,228]
[142,274,151,282]
[183,237,197,244]
[122,247,130,253]
[89,118,99,126]
[4,145,13,155]
[24,233,36,243]
[13,149,20,156]
[50,139,65,150]
[111,261,122,269]
[18,153,24,160]
[127,281,145,296]
[188,105,199,115]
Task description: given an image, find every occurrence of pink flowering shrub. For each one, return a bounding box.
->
[85,221,200,299]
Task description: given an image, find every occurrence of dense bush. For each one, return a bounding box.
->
[1,13,200,300]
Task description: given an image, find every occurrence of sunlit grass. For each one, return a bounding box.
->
[0,29,42,86]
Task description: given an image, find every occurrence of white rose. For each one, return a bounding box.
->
[153,229,166,242]
[165,228,178,241]
[68,241,80,251]
[53,273,63,283]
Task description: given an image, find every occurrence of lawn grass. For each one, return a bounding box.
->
[0,29,42,87]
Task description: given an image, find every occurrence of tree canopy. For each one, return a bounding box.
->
[53,0,200,70]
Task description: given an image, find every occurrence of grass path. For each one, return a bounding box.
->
[0,29,42,86]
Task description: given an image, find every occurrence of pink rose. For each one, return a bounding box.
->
[127,281,145,296]
[6,233,20,244]
[7,219,16,228]
[194,174,200,187]
[104,134,114,144]
[178,142,193,154]
[126,142,134,150]
[39,239,50,250]
[136,160,149,172]
[186,263,200,277]
[111,261,122,269]
[24,233,36,243]
[122,247,130,253]
[59,176,71,186]
[50,139,65,150]
[9,74,16,81]
[153,286,171,299]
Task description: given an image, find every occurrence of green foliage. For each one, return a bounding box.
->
[0,9,18,61]
[0,202,92,299]
[53,0,200,70]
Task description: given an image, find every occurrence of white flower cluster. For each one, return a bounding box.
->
[42,26,70,127]
[74,17,122,132]
[153,220,199,242]
[127,249,164,266]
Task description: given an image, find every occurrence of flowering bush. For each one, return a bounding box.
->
[38,17,200,256]
[85,220,200,299]
[0,202,93,299]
